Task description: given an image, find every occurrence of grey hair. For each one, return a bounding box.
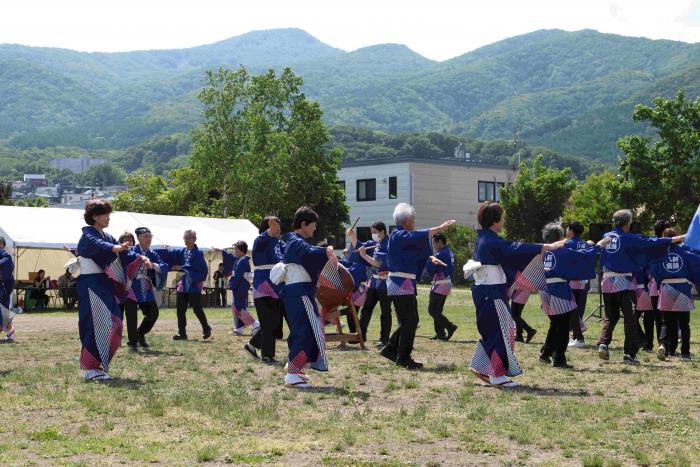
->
[393,203,416,227]
[0,236,5,248]
[613,209,633,228]
[542,222,564,243]
[183,229,197,239]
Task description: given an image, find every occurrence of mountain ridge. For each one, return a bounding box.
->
[2,27,699,162]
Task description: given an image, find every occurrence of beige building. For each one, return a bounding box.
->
[337,156,517,241]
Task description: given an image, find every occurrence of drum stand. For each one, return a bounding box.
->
[323,293,366,350]
[585,268,605,322]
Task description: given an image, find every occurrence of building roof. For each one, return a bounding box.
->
[340,154,516,170]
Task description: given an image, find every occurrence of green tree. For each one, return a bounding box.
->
[500,155,576,242]
[563,171,621,238]
[115,66,348,239]
[0,182,13,206]
[443,224,476,284]
[16,197,48,207]
[189,66,348,238]
[79,163,126,187]
[617,91,700,227]
[113,174,173,214]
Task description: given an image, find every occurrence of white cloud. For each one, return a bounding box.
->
[0,0,698,60]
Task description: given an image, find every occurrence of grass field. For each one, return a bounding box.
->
[0,287,698,466]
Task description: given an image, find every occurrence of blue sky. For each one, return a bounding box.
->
[2,0,699,60]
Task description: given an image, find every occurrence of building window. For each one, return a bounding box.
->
[337,180,346,200]
[356,178,376,202]
[332,229,346,250]
[356,227,371,242]
[478,181,506,202]
[389,176,398,199]
[478,181,494,202]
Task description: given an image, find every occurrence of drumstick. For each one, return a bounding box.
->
[350,217,360,231]
[363,244,379,251]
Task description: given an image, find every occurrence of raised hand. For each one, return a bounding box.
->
[112,242,130,253]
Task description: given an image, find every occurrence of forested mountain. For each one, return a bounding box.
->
[1,27,699,162]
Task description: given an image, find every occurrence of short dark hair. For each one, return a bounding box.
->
[567,221,584,236]
[218,262,223,267]
[234,240,248,254]
[118,232,135,244]
[432,233,447,245]
[292,206,319,230]
[477,201,503,229]
[654,219,672,237]
[259,216,281,234]
[371,221,387,233]
[83,199,113,225]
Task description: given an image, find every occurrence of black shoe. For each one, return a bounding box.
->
[202,327,212,340]
[173,334,188,341]
[137,335,149,348]
[552,361,573,369]
[244,343,260,360]
[379,345,398,362]
[526,329,537,343]
[623,354,640,365]
[127,341,138,351]
[261,356,279,365]
[538,354,551,364]
[445,324,458,341]
[396,359,423,370]
[430,334,446,341]
[514,336,524,343]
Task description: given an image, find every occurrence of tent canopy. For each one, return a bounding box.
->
[0,206,260,283]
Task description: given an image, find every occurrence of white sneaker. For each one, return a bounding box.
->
[488,375,518,388]
[598,344,609,360]
[283,362,309,380]
[230,327,246,336]
[657,345,666,361]
[568,339,585,348]
[252,320,260,333]
[284,373,311,388]
[84,369,104,381]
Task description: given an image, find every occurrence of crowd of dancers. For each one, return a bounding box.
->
[0,198,696,388]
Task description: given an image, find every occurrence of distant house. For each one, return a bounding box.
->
[49,156,107,174]
[336,155,517,244]
[23,174,47,187]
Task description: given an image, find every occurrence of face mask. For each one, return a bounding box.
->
[372,233,382,242]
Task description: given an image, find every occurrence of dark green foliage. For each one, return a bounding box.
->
[500,156,577,242]
[617,91,700,228]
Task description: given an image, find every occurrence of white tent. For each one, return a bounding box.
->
[0,206,259,286]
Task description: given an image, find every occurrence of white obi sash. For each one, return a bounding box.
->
[463,260,506,285]
[270,263,311,285]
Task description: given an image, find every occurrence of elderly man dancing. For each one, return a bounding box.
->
[379,203,455,370]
